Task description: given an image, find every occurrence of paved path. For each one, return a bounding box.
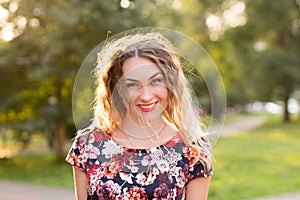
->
[0,181,75,200]
[248,192,300,200]
[220,115,266,137]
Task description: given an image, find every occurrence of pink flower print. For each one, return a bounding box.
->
[93,130,106,142]
[119,172,134,184]
[77,135,87,146]
[175,167,187,188]
[87,165,103,191]
[141,154,156,166]
[102,140,123,159]
[200,151,212,169]
[166,151,181,163]
[128,165,139,173]
[156,159,169,173]
[136,171,157,186]
[165,132,183,147]
[182,146,198,166]
[103,158,123,179]
[85,144,100,159]
[151,148,163,159]
[153,183,172,200]
[88,133,95,143]
[121,186,148,200]
[97,180,121,200]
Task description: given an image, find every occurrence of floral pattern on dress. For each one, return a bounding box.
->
[66,128,212,200]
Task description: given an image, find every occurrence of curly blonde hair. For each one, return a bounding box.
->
[93,32,211,155]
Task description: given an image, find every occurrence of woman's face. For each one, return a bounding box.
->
[119,56,168,125]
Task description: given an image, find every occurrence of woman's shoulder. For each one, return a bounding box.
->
[74,122,109,145]
[163,131,184,148]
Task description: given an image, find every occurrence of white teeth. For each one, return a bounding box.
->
[139,103,155,109]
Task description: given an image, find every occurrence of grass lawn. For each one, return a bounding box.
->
[0,152,74,188]
[209,115,300,199]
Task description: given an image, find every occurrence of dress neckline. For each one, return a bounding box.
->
[108,131,182,152]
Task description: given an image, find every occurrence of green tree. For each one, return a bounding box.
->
[221,0,300,121]
[0,0,185,158]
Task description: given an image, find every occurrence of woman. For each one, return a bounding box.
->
[66,32,212,200]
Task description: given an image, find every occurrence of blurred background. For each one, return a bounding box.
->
[0,0,299,199]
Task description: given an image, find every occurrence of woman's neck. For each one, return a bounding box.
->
[121,115,166,139]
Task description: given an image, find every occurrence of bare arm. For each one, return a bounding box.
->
[73,167,88,200]
[185,176,211,200]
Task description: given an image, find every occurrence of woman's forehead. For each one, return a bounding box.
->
[121,57,162,80]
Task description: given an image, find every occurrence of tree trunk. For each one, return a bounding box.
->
[53,78,67,160]
[56,121,67,160]
[283,93,290,122]
[49,122,56,150]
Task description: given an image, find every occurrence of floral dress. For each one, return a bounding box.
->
[66,127,212,200]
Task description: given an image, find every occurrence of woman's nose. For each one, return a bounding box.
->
[139,84,152,101]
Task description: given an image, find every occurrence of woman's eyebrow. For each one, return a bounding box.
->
[123,72,162,82]
[149,72,162,80]
[123,78,139,82]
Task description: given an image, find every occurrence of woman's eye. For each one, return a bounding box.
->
[126,83,139,88]
[151,78,163,84]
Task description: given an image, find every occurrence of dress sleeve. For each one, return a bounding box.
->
[187,136,213,180]
[65,130,90,172]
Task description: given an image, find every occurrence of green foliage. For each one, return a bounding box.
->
[257,49,300,96]
[1,0,217,152]
[0,0,181,157]
[220,0,300,121]
[1,0,299,157]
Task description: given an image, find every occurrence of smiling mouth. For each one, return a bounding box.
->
[137,102,157,112]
